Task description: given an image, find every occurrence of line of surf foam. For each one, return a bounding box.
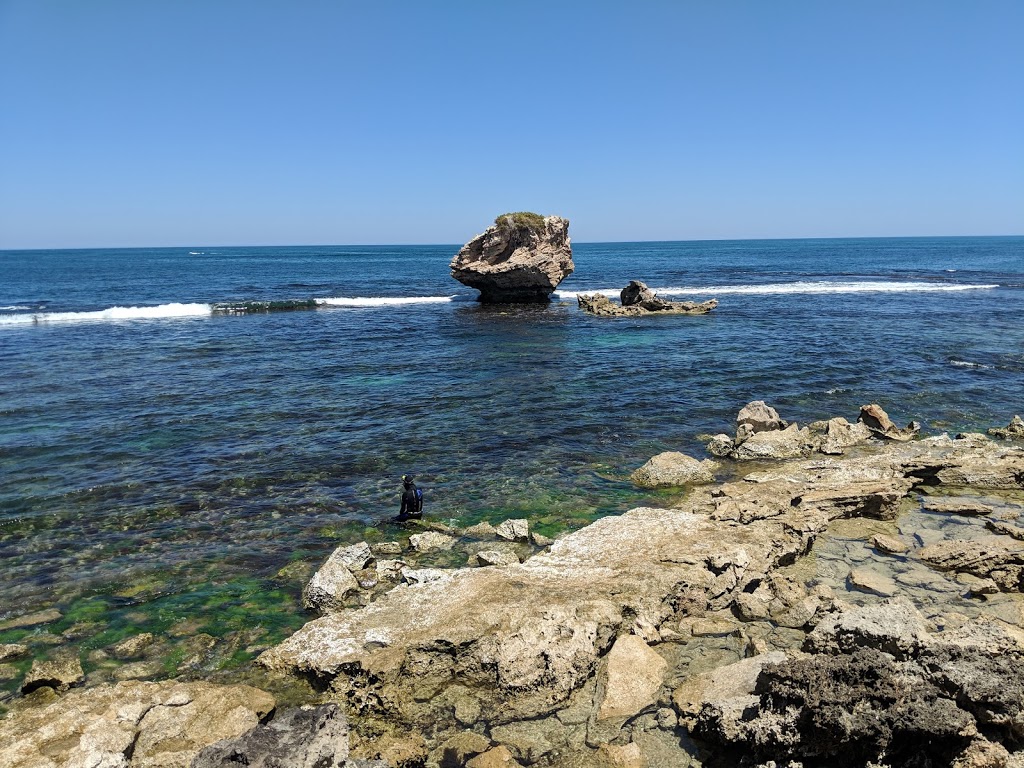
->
[315,296,455,306]
[555,280,999,298]
[0,303,213,326]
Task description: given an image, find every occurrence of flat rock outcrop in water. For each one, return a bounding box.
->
[259,431,1024,764]
[578,280,718,316]
[449,213,573,303]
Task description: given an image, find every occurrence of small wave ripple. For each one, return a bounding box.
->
[555,280,999,298]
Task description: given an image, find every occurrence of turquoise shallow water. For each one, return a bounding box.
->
[0,236,1022,686]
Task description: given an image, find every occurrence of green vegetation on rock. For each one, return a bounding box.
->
[494,211,547,232]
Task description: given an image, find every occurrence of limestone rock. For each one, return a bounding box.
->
[402,567,453,585]
[192,704,349,768]
[464,521,498,539]
[804,597,931,658]
[332,541,374,570]
[672,652,788,726]
[630,452,718,488]
[0,608,62,630]
[620,280,657,306]
[705,434,734,458]
[917,535,1024,591]
[577,292,717,317]
[736,401,786,436]
[450,214,573,303]
[595,743,643,768]
[410,531,457,552]
[433,731,492,767]
[815,417,873,454]
[870,533,910,554]
[921,496,994,516]
[596,635,668,721]
[303,547,363,612]
[859,403,920,441]
[22,650,84,693]
[0,642,28,662]
[373,541,404,556]
[466,745,522,767]
[112,632,156,659]
[475,550,521,567]
[0,680,274,768]
[495,518,529,542]
[694,599,1024,766]
[848,566,899,597]
[375,559,409,580]
[988,415,1024,440]
[731,423,813,460]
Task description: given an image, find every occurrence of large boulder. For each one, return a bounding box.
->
[731,423,813,460]
[735,401,786,437]
[302,542,372,612]
[21,650,84,693]
[989,415,1024,440]
[595,635,667,722]
[0,680,275,768]
[619,280,658,307]
[450,213,573,303]
[630,452,718,487]
[859,403,920,441]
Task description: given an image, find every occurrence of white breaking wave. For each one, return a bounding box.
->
[316,296,455,307]
[555,280,999,298]
[0,305,33,311]
[0,303,212,326]
[949,359,992,369]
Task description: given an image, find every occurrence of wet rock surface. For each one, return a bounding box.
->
[450,213,573,303]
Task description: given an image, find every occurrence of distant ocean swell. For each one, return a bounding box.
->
[0,280,1001,326]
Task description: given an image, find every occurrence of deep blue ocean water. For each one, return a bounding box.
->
[1,237,1022,628]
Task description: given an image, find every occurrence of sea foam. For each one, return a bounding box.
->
[0,303,212,325]
[316,296,455,307]
[555,280,999,299]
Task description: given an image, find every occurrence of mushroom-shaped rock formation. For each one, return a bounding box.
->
[450,213,573,303]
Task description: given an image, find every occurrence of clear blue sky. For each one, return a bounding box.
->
[1,1,1021,248]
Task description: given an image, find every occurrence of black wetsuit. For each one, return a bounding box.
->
[397,483,423,521]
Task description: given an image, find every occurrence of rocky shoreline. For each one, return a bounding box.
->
[3,406,1024,767]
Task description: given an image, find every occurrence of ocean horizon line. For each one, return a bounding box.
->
[2,233,1022,254]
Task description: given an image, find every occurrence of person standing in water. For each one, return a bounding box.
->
[396,474,423,521]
